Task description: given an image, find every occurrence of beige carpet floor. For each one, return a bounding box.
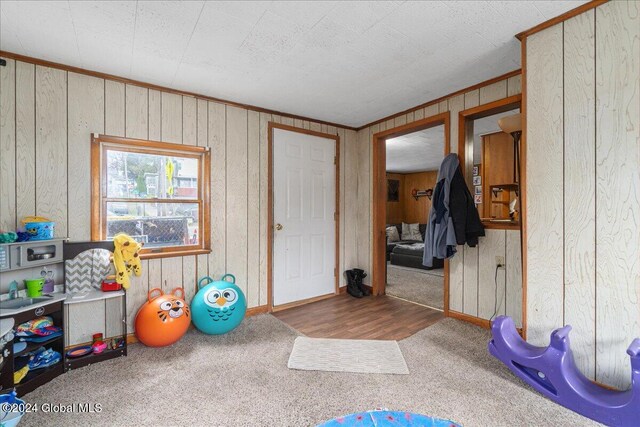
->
[21,315,596,427]
[386,264,444,309]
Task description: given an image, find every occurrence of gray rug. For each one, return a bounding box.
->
[288,337,409,375]
[20,315,597,427]
[387,264,444,309]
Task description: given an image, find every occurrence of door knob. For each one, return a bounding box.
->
[275,223,283,231]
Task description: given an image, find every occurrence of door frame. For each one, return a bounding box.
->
[371,112,451,315]
[267,122,340,311]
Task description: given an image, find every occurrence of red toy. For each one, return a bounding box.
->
[134,287,190,347]
[101,280,122,292]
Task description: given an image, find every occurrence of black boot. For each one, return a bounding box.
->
[345,270,363,298]
[352,269,370,296]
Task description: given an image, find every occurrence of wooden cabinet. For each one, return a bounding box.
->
[480,132,518,220]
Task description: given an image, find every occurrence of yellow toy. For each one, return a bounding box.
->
[113,233,143,289]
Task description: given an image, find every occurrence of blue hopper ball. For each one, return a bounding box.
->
[191,274,246,335]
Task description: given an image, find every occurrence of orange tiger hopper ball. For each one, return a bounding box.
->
[135,287,190,347]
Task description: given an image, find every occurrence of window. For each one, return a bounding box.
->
[91,134,211,258]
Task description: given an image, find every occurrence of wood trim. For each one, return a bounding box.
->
[90,134,101,241]
[456,94,522,159]
[443,259,450,317]
[448,310,492,329]
[456,94,522,230]
[515,0,608,40]
[482,222,521,231]
[105,198,199,204]
[97,134,207,153]
[268,122,340,141]
[267,123,274,310]
[371,112,451,313]
[357,70,521,131]
[267,123,341,311]
[520,36,528,340]
[0,50,358,132]
[335,132,341,294]
[246,305,269,317]
[271,293,336,312]
[139,248,211,260]
[449,310,525,338]
[202,149,211,251]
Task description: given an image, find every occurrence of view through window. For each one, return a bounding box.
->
[92,135,210,256]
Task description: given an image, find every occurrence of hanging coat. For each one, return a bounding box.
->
[449,162,485,247]
[423,154,459,267]
[423,154,485,267]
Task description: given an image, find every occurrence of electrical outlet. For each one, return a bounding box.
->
[495,256,505,267]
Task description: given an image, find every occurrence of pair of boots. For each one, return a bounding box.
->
[346,269,370,298]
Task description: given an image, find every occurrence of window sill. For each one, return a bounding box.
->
[139,248,211,260]
[481,220,520,231]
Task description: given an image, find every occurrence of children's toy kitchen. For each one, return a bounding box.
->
[0,221,127,400]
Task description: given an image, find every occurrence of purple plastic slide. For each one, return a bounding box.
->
[488,316,640,426]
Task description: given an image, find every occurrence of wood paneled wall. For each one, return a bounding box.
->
[357,73,523,321]
[402,171,437,224]
[525,1,639,389]
[385,171,437,224]
[0,59,354,344]
[385,173,404,224]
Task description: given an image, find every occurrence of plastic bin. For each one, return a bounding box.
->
[0,391,25,427]
[21,216,55,241]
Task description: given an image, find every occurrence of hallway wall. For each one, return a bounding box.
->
[524,0,639,389]
[356,73,523,326]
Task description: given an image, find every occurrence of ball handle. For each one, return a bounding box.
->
[197,276,214,290]
[221,274,235,284]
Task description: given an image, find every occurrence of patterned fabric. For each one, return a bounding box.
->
[401,223,422,241]
[16,316,53,333]
[318,410,460,427]
[386,226,400,243]
[65,249,114,292]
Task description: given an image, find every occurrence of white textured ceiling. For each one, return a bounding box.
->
[0,1,585,127]
[386,126,444,173]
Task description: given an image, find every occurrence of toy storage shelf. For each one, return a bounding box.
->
[65,345,126,371]
[0,300,65,397]
[14,335,63,356]
[63,290,127,371]
[62,241,128,372]
[16,363,64,396]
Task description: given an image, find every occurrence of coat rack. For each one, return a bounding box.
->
[411,188,433,201]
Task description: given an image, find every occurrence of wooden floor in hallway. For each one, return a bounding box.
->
[272,293,444,340]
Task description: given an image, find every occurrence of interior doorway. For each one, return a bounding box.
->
[385,125,446,310]
[268,124,340,310]
[371,112,451,315]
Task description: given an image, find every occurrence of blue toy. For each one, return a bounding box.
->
[319,410,460,427]
[191,274,247,335]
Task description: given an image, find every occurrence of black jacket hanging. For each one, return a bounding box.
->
[449,164,484,247]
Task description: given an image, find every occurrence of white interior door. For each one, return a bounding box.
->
[273,128,336,306]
